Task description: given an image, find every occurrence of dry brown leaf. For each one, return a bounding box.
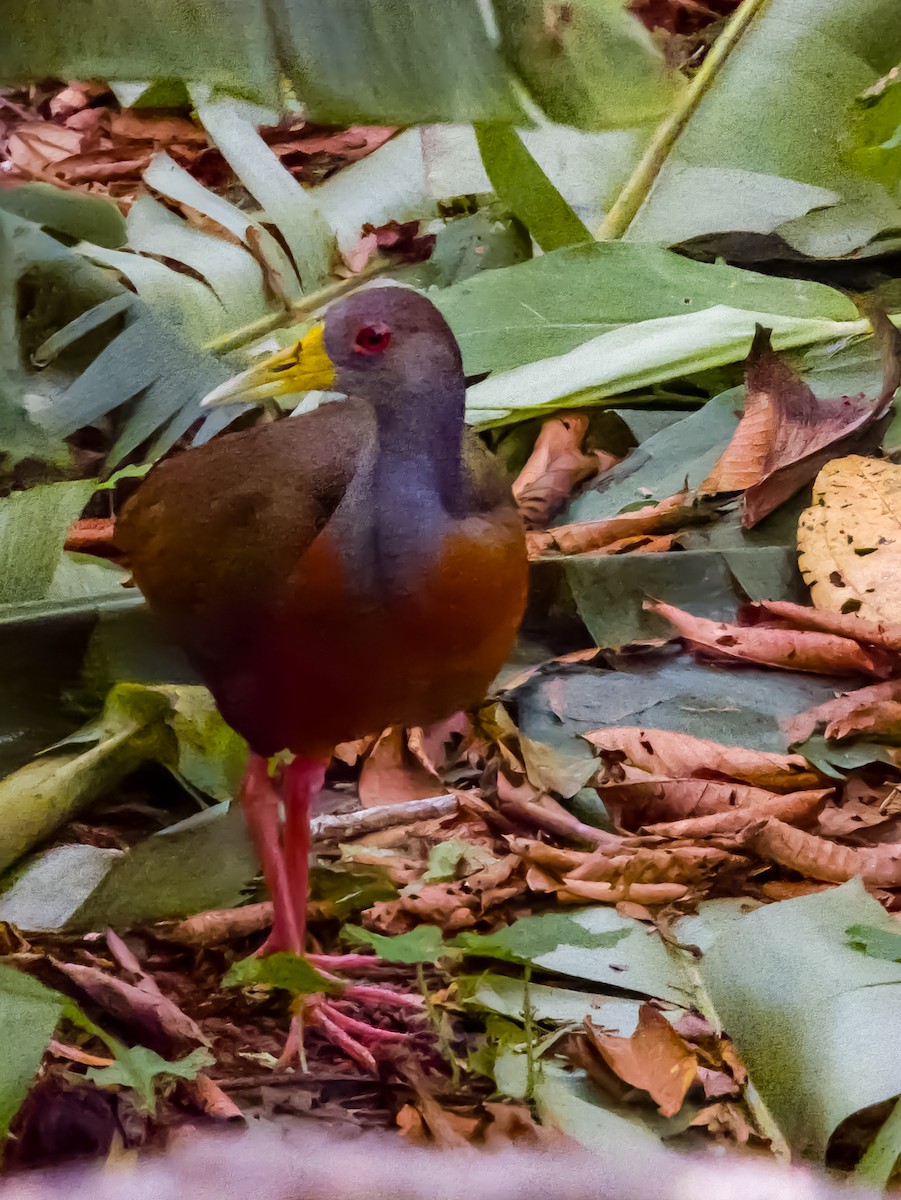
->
[532,490,699,557]
[642,787,830,839]
[784,679,901,744]
[646,598,884,675]
[700,321,899,527]
[745,599,901,651]
[560,880,689,904]
[827,700,901,742]
[583,1005,698,1117]
[798,456,901,624]
[586,725,821,791]
[747,817,901,885]
[358,726,445,808]
[599,777,779,829]
[513,414,603,529]
[51,958,206,1050]
[690,1102,755,1143]
[567,844,730,886]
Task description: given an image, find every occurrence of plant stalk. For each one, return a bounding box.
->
[596,0,770,241]
[203,259,391,357]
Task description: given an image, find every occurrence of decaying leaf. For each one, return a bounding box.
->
[513,414,605,529]
[785,679,901,745]
[745,600,901,652]
[747,818,901,885]
[642,788,830,839]
[583,1004,699,1117]
[530,490,705,557]
[700,320,900,527]
[646,599,885,676]
[358,726,445,808]
[585,726,821,791]
[799,456,901,624]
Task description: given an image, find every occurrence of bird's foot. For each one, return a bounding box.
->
[277,994,412,1075]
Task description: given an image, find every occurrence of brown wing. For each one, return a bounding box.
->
[116,398,374,678]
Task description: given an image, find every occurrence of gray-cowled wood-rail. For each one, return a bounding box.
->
[116,286,528,1065]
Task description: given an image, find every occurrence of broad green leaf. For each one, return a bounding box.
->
[465,305,867,426]
[450,910,692,1006]
[342,924,449,964]
[0,963,66,1140]
[475,124,590,252]
[493,0,681,130]
[0,480,97,605]
[534,1063,666,1154]
[87,1045,214,1114]
[683,879,901,1158]
[846,923,901,962]
[461,973,681,1033]
[224,952,338,994]
[0,183,126,249]
[506,652,847,758]
[437,242,858,378]
[54,801,259,932]
[625,0,901,257]
[625,168,840,248]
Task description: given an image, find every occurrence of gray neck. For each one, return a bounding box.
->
[334,380,467,597]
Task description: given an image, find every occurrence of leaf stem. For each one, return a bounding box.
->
[596,0,770,241]
[203,259,391,357]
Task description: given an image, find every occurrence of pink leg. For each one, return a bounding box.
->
[240,754,301,954]
[283,756,327,946]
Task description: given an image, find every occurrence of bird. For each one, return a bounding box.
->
[116,285,529,1064]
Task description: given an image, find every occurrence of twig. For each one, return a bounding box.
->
[596,0,770,240]
[311,794,457,844]
[203,260,390,357]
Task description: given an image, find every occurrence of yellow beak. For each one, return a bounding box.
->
[201,324,336,407]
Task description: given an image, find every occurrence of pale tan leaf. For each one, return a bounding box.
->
[798,456,901,624]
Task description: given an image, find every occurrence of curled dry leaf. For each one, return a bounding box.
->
[826,700,901,743]
[745,599,901,652]
[358,726,445,808]
[600,777,787,830]
[560,880,689,905]
[586,726,820,791]
[645,599,885,676]
[700,318,900,527]
[566,844,732,887]
[583,1004,699,1117]
[530,490,704,558]
[642,787,830,839]
[513,413,603,530]
[747,817,901,885]
[784,679,901,744]
[798,456,901,624]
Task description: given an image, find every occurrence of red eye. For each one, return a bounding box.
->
[353,323,392,355]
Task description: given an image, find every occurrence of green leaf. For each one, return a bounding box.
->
[475,124,590,252]
[87,1045,214,1114]
[342,924,449,965]
[624,0,901,258]
[683,879,901,1158]
[422,840,497,883]
[846,923,901,962]
[0,963,66,1141]
[224,952,338,995]
[452,911,630,964]
[0,480,98,605]
[0,183,126,249]
[493,0,681,130]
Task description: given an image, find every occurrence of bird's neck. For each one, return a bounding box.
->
[371,381,465,514]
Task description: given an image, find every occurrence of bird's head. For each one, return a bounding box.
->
[202,286,462,410]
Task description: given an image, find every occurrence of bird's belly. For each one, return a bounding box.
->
[211,517,528,757]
